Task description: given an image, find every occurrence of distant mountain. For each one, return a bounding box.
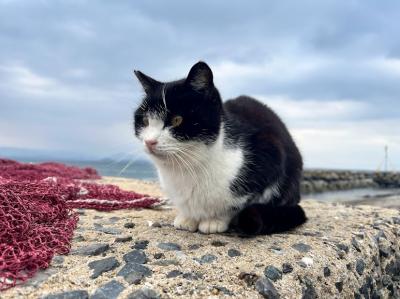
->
[0,146,149,164]
[0,147,95,162]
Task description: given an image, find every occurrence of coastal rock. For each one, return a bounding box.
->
[211,240,227,247]
[71,244,110,256]
[323,266,331,277]
[123,250,148,264]
[282,263,293,274]
[114,236,133,243]
[166,270,182,278]
[255,277,280,299]
[94,224,123,235]
[152,259,180,266]
[51,256,65,265]
[88,257,120,279]
[42,290,89,299]
[301,277,317,299]
[264,265,282,281]
[292,243,312,253]
[91,280,125,299]
[133,240,149,250]
[356,259,366,275]
[228,248,241,257]
[195,254,217,264]
[153,253,165,259]
[238,272,259,286]
[351,237,362,252]
[117,263,152,284]
[124,222,135,228]
[127,287,160,299]
[182,272,203,280]
[157,242,181,251]
[188,244,202,250]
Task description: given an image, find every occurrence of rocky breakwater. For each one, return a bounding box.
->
[301,170,400,194]
[374,172,400,188]
[2,177,400,299]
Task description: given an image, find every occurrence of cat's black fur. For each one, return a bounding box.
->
[224,96,306,235]
[134,61,306,235]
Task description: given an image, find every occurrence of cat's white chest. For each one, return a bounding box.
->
[155,139,245,221]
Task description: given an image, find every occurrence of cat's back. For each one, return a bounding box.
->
[223,96,291,141]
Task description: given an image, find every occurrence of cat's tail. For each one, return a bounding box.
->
[231,204,307,235]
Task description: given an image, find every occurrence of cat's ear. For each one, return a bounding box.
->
[186,61,213,91]
[134,70,161,94]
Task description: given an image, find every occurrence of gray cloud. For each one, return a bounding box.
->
[0,0,399,169]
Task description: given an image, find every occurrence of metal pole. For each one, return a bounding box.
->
[384,145,388,172]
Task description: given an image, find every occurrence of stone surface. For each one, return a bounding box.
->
[114,236,133,243]
[195,254,217,264]
[153,253,165,259]
[52,256,65,265]
[292,242,312,253]
[323,266,331,277]
[282,263,293,274]
[255,277,280,298]
[157,242,181,251]
[188,244,202,250]
[132,240,149,250]
[264,265,282,281]
[166,270,182,278]
[124,222,136,228]
[127,287,160,299]
[94,225,123,235]
[182,272,203,280]
[211,240,227,247]
[123,250,148,264]
[336,243,350,254]
[71,243,110,256]
[91,280,125,299]
[41,290,89,299]
[152,259,180,266]
[356,258,366,275]
[301,277,317,299]
[227,248,242,257]
[88,257,120,279]
[238,272,259,287]
[117,262,152,284]
[3,177,400,299]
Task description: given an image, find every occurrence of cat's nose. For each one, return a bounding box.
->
[145,139,158,151]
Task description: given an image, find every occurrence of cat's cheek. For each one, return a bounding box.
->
[135,127,144,141]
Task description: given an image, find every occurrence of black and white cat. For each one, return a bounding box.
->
[134,62,306,235]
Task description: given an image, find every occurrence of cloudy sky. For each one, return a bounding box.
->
[1,0,399,170]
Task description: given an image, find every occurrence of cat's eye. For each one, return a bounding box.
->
[171,116,183,128]
[143,117,149,126]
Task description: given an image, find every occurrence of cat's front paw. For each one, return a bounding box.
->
[173,215,199,232]
[198,219,229,234]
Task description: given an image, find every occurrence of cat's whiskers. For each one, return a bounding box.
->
[166,152,184,182]
[118,158,136,176]
[174,147,212,198]
[164,144,213,196]
[164,145,202,185]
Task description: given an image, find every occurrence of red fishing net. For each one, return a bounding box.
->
[0,159,160,291]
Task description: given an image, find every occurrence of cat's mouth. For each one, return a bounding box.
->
[145,147,168,159]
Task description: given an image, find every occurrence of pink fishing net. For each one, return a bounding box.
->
[0,159,160,290]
